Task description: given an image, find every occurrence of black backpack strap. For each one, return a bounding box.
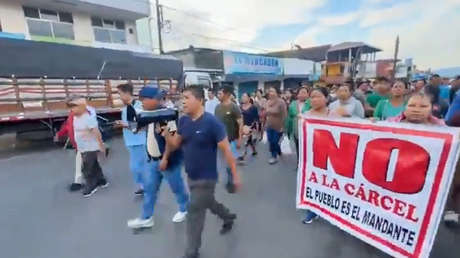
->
[126,99,138,122]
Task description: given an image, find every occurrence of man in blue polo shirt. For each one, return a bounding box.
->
[126,87,189,229]
[164,86,241,258]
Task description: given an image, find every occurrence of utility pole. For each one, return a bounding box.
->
[155,0,164,54]
[392,35,399,80]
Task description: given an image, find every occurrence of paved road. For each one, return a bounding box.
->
[0,137,458,258]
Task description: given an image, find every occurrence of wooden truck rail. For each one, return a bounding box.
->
[0,78,177,123]
[0,77,178,138]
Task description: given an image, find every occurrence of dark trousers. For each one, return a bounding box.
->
[294,135,300,163]
[244,134,257,153]
[81,151,105,188]
[446,160,460,212]
[186,179,233,256]
[266,127,282,158]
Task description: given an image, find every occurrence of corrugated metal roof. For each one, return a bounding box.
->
[266,44,331,62]
[328,42,381,53]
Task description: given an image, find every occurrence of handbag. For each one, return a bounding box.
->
[280,136,293,155]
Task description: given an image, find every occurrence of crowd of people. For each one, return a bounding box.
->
[54,74,460,258]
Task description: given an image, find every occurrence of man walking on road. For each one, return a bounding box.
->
[55,96,98,192]
[127,87,189,229]
[114,83,146,196]
[68,96,108,197]
[215,86,243,193]
[165,86,241,258]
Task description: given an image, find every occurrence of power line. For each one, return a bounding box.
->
[146,1,269,53]
[169,27,269,52]
[160,4,247,33]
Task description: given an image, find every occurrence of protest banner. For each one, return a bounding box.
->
[296,117,460,258]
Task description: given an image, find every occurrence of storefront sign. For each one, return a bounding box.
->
[223,51,282,75]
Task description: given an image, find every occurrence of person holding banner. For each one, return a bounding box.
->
[388,92,460,228]
[302,87,333,224]
[386,92,444,125]
[306,87,334,118]
[264,86,287,165]
[387,92,460,227]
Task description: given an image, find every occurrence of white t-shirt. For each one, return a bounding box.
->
[74,111,100,152]
[205,98,220,115]
[87,105,96,117]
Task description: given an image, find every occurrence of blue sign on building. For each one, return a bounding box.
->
[0,32,26,40]
[223,51,283,75]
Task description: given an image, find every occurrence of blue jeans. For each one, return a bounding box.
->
[266,128,283,158]
[225,141,239,185]
[142,160,189,219]
[126,145,146,185]
[304,210,318,221]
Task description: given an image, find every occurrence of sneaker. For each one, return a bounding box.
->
[172,211,188,223]
[220,213,236,235]
[69,183,83,192]
[444,210,459,228]
[182,252,200,258]
[268,157,278,165]
[302,211,319,224]
[134,189,144,196]
[98,178,109,188]
[127,217,154,229]
[220,220,234,235]
[225,213,237,222]
[237,156,245,161]
[82,185,99,198]
[226,182,236,194]
[252,151,258,156]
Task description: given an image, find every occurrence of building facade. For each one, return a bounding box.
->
[168,47,317,98]
[0,0,151,52]
[321,42,381,84]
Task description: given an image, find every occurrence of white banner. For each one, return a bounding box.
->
[296,117,460,258]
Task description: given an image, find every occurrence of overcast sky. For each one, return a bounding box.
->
[158,0,460,70]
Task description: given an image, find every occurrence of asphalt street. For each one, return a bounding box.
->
[0,136,459,258]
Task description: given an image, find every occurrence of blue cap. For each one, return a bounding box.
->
[139,87,164,99]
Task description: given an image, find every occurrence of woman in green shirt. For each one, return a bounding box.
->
[373,80,408,120]
[285,87,311,162]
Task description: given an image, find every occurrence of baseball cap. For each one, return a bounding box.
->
[139,87,165,99]
[67,94,86,106]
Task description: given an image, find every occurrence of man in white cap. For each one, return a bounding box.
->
[68,96,108,197]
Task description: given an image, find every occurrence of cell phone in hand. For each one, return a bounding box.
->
[167,121,177,132]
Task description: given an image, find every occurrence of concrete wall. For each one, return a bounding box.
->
[0,0,27,36]
[73,11,94,44]
[125,20,138,45]
[0,0,144,51]
[79,0,150,17]
[283,58,315,76]
[136,18,153,49]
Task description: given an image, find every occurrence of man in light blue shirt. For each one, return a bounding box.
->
[115,83,147,196]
